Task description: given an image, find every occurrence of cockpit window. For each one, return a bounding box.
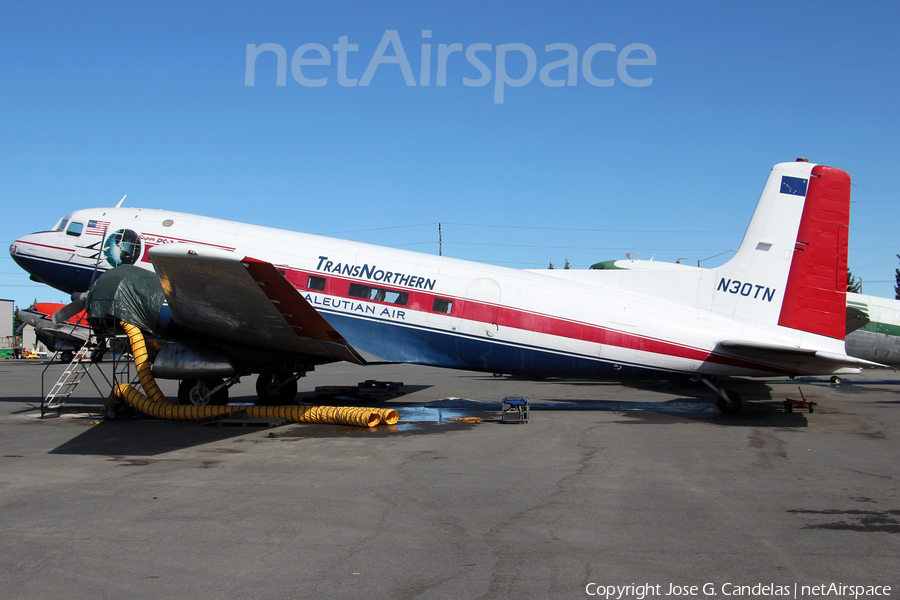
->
[55,219,69,232]
[66,222,84,237]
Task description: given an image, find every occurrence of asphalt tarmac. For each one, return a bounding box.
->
[0,359,897,600]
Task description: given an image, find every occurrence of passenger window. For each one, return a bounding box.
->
[307,276,326,291]
[348,283,408,306]
[433,298,453,314]
[382,290,409,305]
[66,222,83,237]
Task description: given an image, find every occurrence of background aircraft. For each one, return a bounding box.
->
[845,294,900,367]
[16,302,90,363]
[10,161,879,413]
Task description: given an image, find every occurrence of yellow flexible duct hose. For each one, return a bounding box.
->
[110,383,382,426]
[103,322,391,428]
[371,407,399,425]
[120,322,167,404]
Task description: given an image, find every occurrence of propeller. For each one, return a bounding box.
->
[52,293,88,325]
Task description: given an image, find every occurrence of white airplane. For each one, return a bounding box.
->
[9,160,881,412]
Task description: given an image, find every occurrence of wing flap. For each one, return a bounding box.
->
[150,245,365,365]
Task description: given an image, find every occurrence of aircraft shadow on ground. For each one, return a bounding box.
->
[41,375,836,456]
[427,377,814,428]
[45,385,436,456]
[293,384,432,404]
[49,418,253,457]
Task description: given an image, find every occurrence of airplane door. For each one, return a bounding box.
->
[601,322,638,369]
[464,277,502,338]
[457,277,503,370]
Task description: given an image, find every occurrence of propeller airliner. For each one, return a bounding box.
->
[10,160,879,412]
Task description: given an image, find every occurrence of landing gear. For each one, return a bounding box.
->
[716,390,742,415]
[830,375,842,385]
[255,372,299,405]
[684,374,717,388]
[178,378,229,406]
[59,350,74,364]
[698,376,743,415]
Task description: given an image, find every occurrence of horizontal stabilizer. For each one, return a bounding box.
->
[720,340,886,369]
[845,306,870,335]
[150,244,366,365]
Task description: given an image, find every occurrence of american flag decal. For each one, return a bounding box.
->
[86,220,111,236]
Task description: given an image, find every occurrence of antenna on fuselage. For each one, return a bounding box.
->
[115,195,127,208]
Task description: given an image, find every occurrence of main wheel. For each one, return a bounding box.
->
[178,378,228,406]
[255,372,298,405]
[717,390,742,415]
[830,376,842,385]
[59,350,74,363]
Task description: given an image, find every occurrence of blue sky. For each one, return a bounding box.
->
[2,1,899,308]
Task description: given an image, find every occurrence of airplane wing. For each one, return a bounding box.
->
[719,340,886,369]
[150,245,366,365]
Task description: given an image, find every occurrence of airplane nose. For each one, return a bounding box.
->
[9,232,100,294]
[9,237,40,274]
[9,240,28,269]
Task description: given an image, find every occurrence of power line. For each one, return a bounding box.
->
[442,222,741,234]
[320,223,438,235]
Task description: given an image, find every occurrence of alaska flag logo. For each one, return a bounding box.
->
[780,176,808,196]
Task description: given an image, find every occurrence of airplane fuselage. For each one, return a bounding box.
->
[10,197,858,380]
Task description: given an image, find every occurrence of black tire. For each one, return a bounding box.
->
[784,400,793,413]
[178,378,228,406]
[255,372,298,405]
[59,351,74,363]
[717,390,742,415]
[830,376,842,385]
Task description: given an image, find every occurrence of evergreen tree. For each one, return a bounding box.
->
[895,254,900,300]
[12,305,22,334]
[847,270,862,294]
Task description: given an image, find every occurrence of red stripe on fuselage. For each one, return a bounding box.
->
[14,240,76,254]
[275,264,799,375]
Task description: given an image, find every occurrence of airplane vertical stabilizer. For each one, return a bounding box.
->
[708,161,851,341]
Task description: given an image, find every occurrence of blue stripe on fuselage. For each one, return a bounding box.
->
[320,309,666,379]
[11,255,106,295]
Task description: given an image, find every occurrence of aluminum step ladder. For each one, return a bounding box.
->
[41,343,97,416]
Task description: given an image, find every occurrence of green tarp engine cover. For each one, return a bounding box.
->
[87,265,165,333]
